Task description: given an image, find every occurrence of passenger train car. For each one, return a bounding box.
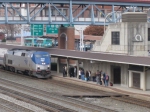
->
[24,38,37,47]
[36,38,53,48]
[0,48,51,78]
[24,38,53,48]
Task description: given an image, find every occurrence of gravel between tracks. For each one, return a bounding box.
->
[0,93,47,112]
[78,97,150,112]
[0,71,150,112]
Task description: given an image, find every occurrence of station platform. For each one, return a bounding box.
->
[51,71,150,101]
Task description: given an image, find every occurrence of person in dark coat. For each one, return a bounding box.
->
[63,66,67,77]
[103,72,106,85]
[96,70,100,84]
[85,70,89,81]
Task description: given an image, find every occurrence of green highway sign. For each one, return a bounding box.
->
[31,24,44,36]
[46,25,59,34]
[46,24,74,34]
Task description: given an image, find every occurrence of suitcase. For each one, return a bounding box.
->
[110,82,113,86]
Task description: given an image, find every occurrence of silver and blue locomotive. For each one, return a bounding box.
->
[0,48,51,78]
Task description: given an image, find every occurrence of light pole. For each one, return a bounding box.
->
[104,12,116,33]
[75,27,84,51]
[21,25,24,46]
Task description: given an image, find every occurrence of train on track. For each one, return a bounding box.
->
[0,48,51,78]
[24,38,53,48]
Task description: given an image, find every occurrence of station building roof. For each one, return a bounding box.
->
[1,44,150,67]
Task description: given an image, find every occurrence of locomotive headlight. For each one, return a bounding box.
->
[42,63,45,65]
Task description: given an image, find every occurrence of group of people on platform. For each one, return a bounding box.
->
[79,69,110,86]
[63,66,111,86]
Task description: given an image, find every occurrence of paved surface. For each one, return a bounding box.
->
[51,71,150,101]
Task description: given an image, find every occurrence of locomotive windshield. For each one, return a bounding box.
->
[35,54,49,57]
[31,52,51,65]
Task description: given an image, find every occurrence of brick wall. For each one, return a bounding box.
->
[58,27,75,50]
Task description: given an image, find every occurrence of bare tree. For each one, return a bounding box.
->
[0,24,21,38]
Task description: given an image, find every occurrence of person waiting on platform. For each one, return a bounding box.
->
[88,70,91,81]
[74,66,77,78]
[81,69,85,80]
[63,66,67,77]
[96,70,100,84]
[85,70,89,81]
[105,73,109,86]
[91,72,96,82]
[103,72,106,85]
[78,69,81,79]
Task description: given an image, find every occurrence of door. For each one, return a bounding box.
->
[113,67,121,84]
[133,72,140,89]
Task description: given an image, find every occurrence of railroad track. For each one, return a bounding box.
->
[0,98,33,112]
[44,79,120,96]
[0,84,77,112]
[41,77,150,109]
[111,96,150,108]
[0,77,117,112]
[1,69,150,110]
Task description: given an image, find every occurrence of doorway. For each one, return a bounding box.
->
[132,72,140,89]
[60,33,67,49]
[113,66,121,84]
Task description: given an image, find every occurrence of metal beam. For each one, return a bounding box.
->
[27,3,30,23]
[4,3,8,24]
[51,3,68,21]
[91,5,95,24]
[9,3,27,21]
[73,4,90,21]
[48,3,52,24]
[30,4,40,14]
[69,0,73,25]
[30,3,46,20]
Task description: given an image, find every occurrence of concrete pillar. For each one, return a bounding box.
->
[66,58,69,77]
[76,60,79,79]
[57,58,59,74]
[142,67,146,91]
[129,71,133,88]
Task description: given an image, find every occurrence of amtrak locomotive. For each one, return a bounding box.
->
[0,48,51,78]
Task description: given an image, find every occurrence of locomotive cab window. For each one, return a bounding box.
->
[8,60,12,64]
[21,53,25,56]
